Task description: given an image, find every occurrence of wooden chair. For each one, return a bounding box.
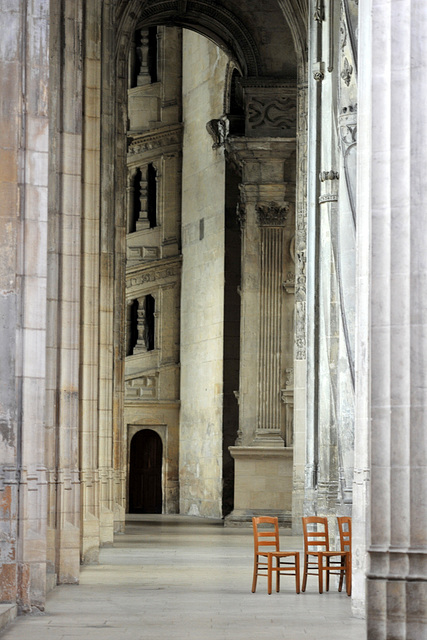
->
[337,516,352,595]
[252,516,300,595]
[301,516,350,596]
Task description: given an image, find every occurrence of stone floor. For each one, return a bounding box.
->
[0,515,366,639]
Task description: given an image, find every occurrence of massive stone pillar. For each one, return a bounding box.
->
[0,0,50,611]
[304,0,356,529]
[357,0,427,635]
[80,0,102,563]
[226,128,296,525]
[50,0,83,584]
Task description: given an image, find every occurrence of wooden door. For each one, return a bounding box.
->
[129,429,162,513]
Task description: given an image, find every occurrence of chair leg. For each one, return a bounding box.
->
[326,556,330,592]
[338,557,344,592]
[295,553,300,594]
[267,555,273,595]
[276,557,280,593]
[252,557,258,593]
[346,555,352,596]
[318,554,323,594]
[302,554,308,592]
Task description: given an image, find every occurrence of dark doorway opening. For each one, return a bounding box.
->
[129,429,163,513]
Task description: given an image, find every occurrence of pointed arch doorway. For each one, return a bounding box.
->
[129,429,163,513]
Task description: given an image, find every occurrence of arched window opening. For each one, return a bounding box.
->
[126,299,139,356]
[145,294,155,351]
[130,168,143,233]
[227,69,245,136]
[147,163,157,228]
[148,26,158,83]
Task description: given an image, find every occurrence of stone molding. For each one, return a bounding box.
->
[229,446,293,459]
[125,373,158,399]
[225,137,296,176]
[319,193,338,203]
[126,257,182,292]
[127,124,183,161]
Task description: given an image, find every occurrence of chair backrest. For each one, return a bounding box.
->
[337,516,351,554]
[252,516,280,554]
[302,516,330,552]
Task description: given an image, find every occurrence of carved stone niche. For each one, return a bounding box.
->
[239,80,297,138]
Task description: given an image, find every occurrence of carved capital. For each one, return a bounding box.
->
[256,201,289,227]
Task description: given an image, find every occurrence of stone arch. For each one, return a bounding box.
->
[116,0,308,78]
[116,0,262,77]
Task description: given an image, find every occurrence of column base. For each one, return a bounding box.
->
[228,446,293,527]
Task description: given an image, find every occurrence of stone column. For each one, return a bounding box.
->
[304,0,356,526]
[0,0,50,611]
[98,0,116,548]
[291,78,308,534]
[357,0,427,635]
[54,0,83,585]
[226,137,296,526]
[80,0,102,564]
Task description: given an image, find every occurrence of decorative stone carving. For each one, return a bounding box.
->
[126,259,181,290]
[319,170,339,182]
[295,202,307,359]
[294,81,308,363]
[341,57,353,86]
[295,301,306,361]
[247,96,296,136]
[314,0,324,21]
[319,193,339,203]
[339,105,357,225]
[206,116,229,148]
[237,81,297,137]
[236,202,246,229]
[256,202,289,227]
[280,367,294,446]
[128,125,183,160]
[283,271,295,294]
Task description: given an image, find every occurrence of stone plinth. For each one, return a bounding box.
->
[225,447,293,526]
